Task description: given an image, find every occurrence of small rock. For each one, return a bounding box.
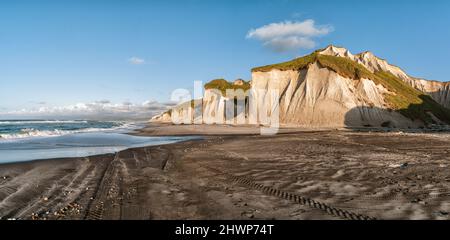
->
[419,200,427,205]
[400,163,409,169]
[161,190,171,195]
[43,197,48,201]
[417,175,423,180]
[439,211,449,216]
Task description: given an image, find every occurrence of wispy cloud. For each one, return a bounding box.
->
[246,19,333,52]
[0,100,176,120]
[127,57,146,65]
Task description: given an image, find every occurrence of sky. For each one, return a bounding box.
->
[1,0,449,119]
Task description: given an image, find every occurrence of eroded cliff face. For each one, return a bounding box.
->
[251,63,420,128]
[153,63,422,128]
[320,45,450,109]
[150,111,171,122]
[151,45,449,128]
[407,79,450,109]
[151,89,246,125]
[202,89,227,124]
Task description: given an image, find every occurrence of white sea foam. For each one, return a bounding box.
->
[0,121,142,140]
[0,120,89,125]
[0,127,107,139]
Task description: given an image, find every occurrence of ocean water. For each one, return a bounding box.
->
[0,120,126,139]
[0,120,195,163]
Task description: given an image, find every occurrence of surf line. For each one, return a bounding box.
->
[175,224,210,238]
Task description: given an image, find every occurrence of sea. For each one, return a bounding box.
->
[0,120,193,164]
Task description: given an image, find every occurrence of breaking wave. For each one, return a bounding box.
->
[0,127,108,139]
[0,120,140,140]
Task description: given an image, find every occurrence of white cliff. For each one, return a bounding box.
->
[320,45,450,108]
[151,46,450,128]
[251,62,419,128]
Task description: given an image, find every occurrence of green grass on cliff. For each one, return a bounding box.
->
[252,52,450,124]
[373,71,450,123]
[251,52,318,73]
[204,79,251,95]
[251,52,373,80]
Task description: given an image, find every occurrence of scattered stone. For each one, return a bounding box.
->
[400,163,409,169]
[53,202,82,218]
[437,211,449,216]
[43,197,48,201]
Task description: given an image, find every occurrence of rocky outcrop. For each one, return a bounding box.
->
[233,79,246,86]
[150,111,171,122]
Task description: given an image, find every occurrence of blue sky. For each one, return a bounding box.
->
[1,0,449,119]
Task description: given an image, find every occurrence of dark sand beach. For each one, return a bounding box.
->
[1,123,450,220]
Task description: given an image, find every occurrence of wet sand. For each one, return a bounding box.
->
[1,123,450,220]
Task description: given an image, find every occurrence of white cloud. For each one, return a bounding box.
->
[0,100,176,120]
[128,57,145,65]
[264,36,316,52]
[246,19,333,52]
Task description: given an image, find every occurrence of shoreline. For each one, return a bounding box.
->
[0,122,197,165]
[3,122,449,168]
[1,123,450,219]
